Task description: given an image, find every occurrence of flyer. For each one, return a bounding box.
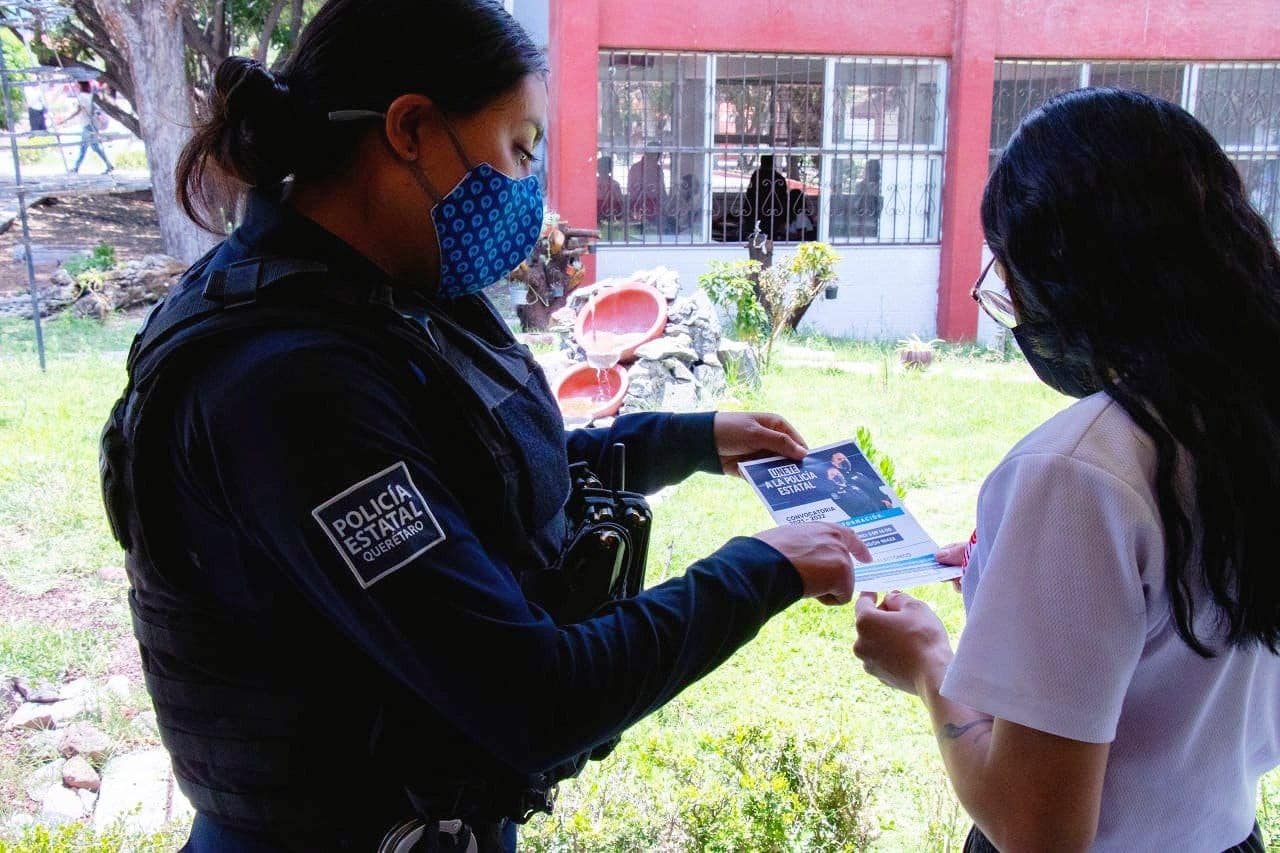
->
[738,440,958,592]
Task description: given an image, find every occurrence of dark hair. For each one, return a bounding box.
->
[982,88,1280,655]
[177,0,547,232]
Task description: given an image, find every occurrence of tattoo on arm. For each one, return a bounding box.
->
[941,718,994,741]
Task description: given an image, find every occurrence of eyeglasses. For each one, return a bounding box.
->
[971,257,1018,329]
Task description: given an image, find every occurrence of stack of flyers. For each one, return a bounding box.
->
[739,440,958,592]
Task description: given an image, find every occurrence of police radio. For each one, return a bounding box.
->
[523,442,652,626]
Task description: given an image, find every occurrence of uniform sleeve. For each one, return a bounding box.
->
[566,411,721,494]
[193,342,800,773]
[939,453,1157,744]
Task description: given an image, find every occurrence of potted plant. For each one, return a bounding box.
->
[897,335,943,370]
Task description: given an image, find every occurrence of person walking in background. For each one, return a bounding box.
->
[62,80,112,174]
[26,81,48,132]
[854,88,1279,852]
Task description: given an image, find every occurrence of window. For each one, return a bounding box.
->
[828,59,946,244]
[990,60,1280,234]
[597,51,948,246]
[1194,64,1280,232]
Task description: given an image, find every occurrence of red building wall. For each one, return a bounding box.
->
[549,0,1280,339]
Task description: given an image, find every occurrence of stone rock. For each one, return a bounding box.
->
[11,675,30,700]
[59,678,94,700]
[631,266,680,302]
[40,784,85,825]
[548,306,577,332]
[104,675,132,703]
[6,702,55,731]
[24,759,66,802]
[27,727,64,757]
[717,340,762,389]
[634,335,696,364]
[78,789,98,813]
[664,358,696,383]
[694,364,728,399]
[130,710,159,738]
[47,694,95,726]
[0,676,20,718]
[63,754,101,792]
[91,748,172,834]
[60,722,112,762]
[26,684,62,704]
[667,296,698,325]
[661,380,701,412]
[97,565,128,583]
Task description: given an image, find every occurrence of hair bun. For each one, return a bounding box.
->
[218,56,291,120]
[207,56,296,187]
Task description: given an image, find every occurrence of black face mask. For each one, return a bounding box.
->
[1012,322,1101,399]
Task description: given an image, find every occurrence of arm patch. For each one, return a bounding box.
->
[311,461,446,588]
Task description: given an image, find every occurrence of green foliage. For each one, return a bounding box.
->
[62,244,117,280]
[111,150,148,171]
[0,620,102,683]
[0,822,185,852]
[0,32,31,130]
[785,241,841,291]
[699,259,769,351]
[756,243,844,365]
[855,426,903,499]
[669,725,876,852]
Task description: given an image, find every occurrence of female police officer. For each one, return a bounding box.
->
[101,1,867,850]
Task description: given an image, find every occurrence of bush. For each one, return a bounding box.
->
[0,32,31,130]
[699,259,769,351]
[669,724,876,852]
[62,244,117,280]
[855,426,904,499]
[0,822,186,852]
[112,150,148,171]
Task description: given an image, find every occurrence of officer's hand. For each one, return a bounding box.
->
[753,522,871,605]
[714,412,808,477]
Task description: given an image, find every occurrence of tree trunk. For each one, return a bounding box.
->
[95,0,216,263]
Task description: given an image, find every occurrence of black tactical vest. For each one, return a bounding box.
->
[100,250,574,842]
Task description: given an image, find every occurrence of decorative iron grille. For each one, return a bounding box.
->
[597,51,948,246]
[991,60,1280,234]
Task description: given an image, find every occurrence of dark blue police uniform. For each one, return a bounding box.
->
[110,190,802,851]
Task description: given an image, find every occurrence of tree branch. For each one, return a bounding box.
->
[88,0,140,50]
[94,95,139,136]
[183,14,219,66]
[254,0,289,64]
[269,0,303,72]
[212,0,226,58]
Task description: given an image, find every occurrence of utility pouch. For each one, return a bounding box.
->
[523,443,652,626]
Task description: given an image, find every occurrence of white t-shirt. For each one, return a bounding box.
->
[76,91,95,129]
[941,391,1280,852]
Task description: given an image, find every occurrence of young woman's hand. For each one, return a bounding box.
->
[853,591,953,695]
[935,541,968,592]
[713,412,807,477]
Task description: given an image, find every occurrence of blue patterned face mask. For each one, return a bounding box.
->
[329,110,544,299]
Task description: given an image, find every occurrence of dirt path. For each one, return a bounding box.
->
[0,191,164,295]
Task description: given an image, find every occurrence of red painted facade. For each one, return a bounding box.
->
[549,0,1280,339]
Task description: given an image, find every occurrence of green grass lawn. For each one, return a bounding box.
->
[1,317,1277,850]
